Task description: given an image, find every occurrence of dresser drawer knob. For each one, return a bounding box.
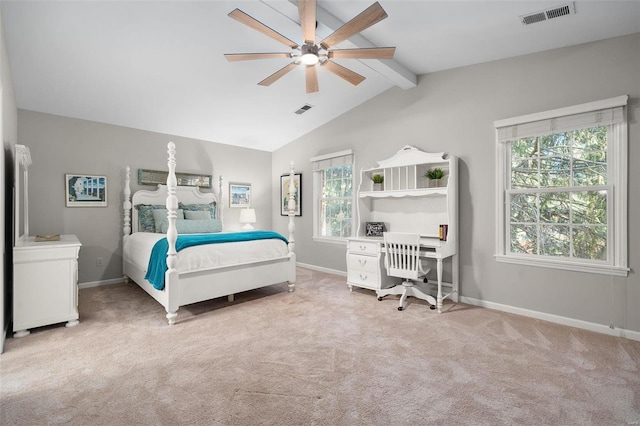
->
[358,259,367,266]
[359,273,368,281]
[359,245,367,251]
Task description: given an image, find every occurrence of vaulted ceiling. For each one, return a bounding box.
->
[2,1,639,151]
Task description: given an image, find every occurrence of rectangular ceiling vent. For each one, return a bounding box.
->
[520,2,575,25]
[294,104,313,115]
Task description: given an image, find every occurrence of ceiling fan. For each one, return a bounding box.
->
[224,0,395,93]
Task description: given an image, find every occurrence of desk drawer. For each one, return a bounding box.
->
[347,254,378,273]
[348,240,379,255]
[347,269,379,289]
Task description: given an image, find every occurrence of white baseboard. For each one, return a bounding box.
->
[78,278,124,289]
[296,262,346,277]
[460,296,640,342]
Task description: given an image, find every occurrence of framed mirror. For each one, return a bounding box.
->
[14,145,32,242]
[138,169,212,188]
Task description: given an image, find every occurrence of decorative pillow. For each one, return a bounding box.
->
[184,210,211,220]
[161,219,223,234]
[135,204,166,233]
[152,208,185,233]
[179,202,217,220]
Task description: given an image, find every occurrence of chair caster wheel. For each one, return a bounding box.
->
[430,305,436,310]
[423,278,428,283]
[377,297,383,301]
[398,306,404,311]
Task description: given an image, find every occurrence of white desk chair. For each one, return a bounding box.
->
[377,232,437,311]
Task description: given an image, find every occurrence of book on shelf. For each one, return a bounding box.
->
[439,225,448,241]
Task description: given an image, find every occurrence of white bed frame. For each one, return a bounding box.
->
[123,142,296,325]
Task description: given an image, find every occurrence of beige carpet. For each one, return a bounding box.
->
[1,267,639,425]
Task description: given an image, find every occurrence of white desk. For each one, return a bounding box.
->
[346,236,456,312]
[351,147,459,312]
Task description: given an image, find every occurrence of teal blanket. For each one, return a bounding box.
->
[144,231,288,290]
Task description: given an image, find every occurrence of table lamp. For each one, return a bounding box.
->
[239,208,256,231]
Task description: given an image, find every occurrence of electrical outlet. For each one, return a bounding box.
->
[96,257,104,267]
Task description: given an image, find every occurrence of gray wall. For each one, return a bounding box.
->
[272,34,640,333]
[1,4,18,352]
[17,111,273,285]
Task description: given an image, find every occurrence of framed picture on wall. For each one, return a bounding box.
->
[229,182,251,208]
[281,173,301,216]
[65,174,107,207]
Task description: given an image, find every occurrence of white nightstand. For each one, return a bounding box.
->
[13,234,82,337]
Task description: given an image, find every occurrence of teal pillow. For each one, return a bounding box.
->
[161,219,222,234]
[152,208,185,233]
[184,210,211,220]
[135,204,165,233]
[179,202,217,220]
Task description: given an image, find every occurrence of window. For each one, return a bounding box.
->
[311,150,354,242]
[495,96,628,276]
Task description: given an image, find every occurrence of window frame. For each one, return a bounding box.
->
[311,150,355,244]
[494,96,629,276]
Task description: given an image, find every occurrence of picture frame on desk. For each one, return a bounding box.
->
[366,222,385,237]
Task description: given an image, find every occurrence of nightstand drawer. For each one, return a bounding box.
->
[347,254,378,273]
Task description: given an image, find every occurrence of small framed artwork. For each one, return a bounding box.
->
[229,182,251,208]
[65,174,107,207]
[365,222,385,237]
[281,173,301,216]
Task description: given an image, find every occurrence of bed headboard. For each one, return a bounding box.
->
[123,166,223,234]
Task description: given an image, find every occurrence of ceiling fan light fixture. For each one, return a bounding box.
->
[300,43,319,65]
[225,1,394,91]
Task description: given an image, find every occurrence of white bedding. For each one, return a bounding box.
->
[124,232,290,276]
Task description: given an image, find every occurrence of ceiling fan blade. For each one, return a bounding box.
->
[305,65,319,93]
[322,60,365,86]
[258,62,298,87]
[319,2,388,50]
[328,47,395,60]
[299,0,316,44]
[228,8,299,49]
[225,53,292,62]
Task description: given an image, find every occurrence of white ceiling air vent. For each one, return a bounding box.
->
[294,104,313,115]
[520,2,576,25]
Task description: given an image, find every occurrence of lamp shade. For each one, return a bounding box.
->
[239,208,256,230]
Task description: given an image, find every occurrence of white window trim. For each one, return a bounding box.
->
[311,149,355,242]
[312,236,349,245]
[494,96,629,276]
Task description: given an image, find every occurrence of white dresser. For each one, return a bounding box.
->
[13,235,82,337]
